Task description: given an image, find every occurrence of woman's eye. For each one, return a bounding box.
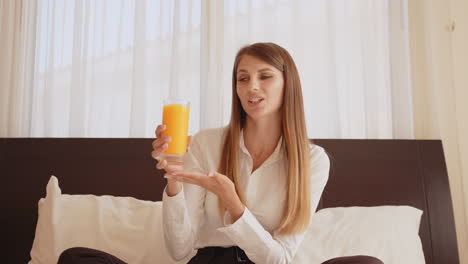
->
[238,77,248,82]
[260,75,272,80]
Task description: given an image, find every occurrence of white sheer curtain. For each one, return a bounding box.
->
[210,0,413,139]
[2,0,201,137]
[0,0,37,137]
[1,0,412,139]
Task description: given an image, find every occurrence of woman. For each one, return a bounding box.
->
[58,43,383,264]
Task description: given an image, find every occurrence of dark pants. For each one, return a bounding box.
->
[58,247,384,264]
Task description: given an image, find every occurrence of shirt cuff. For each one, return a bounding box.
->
[217,207,272,262]
[217,207,263,238]
[162,185,185,207]
[222,207,244,226]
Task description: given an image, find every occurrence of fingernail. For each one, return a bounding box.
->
[208,171,215,177]
[163,124,166,129]
[163,143,168,149]
[166,136,172,142]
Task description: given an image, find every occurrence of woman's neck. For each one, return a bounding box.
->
[243,116,282,159]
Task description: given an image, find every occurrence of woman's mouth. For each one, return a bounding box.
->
[248,98,264,107]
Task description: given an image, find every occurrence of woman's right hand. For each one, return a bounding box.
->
[151,124,191,196]
[151,124,177,173]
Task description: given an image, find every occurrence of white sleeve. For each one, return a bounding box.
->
[162,137,207,262]
[217,147,330,264]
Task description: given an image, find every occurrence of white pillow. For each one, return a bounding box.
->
[29,176,194,264]
[293,206,426,264]
[30,176,425,264]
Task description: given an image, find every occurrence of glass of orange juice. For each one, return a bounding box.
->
[161,99,190,165]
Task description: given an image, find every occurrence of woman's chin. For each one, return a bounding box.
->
[245,111,279,122]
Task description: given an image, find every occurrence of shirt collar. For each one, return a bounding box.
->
[239,129,284,165]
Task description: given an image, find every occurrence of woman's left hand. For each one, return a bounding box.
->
[164,170,236,201]
[165,170,246,221]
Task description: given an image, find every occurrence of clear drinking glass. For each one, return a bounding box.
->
[160,99,190,165]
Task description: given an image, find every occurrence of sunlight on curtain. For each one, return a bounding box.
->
[12,0,412,139]
[218,0,413,138]
[33,0,201,137]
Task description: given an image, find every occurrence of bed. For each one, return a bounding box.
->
[1,138,459,263]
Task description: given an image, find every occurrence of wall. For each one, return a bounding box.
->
[449,4,468,258]
[409,0,468,262]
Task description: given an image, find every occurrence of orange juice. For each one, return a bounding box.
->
[162,101,190,164]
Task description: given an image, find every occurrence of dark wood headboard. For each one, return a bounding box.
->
[1,138,459,264]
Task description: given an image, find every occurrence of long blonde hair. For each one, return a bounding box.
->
[218,43,311,235]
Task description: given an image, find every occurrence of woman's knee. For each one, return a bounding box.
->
[57,247,127,264]
[58,247,87,264]
[322,255,384,264]
[360,256,384,264]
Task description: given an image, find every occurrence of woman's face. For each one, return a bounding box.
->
[236,55,284,121]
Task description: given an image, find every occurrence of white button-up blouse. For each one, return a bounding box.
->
[162,127,330,264]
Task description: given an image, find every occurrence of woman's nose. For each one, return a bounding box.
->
[248,80,259,91]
